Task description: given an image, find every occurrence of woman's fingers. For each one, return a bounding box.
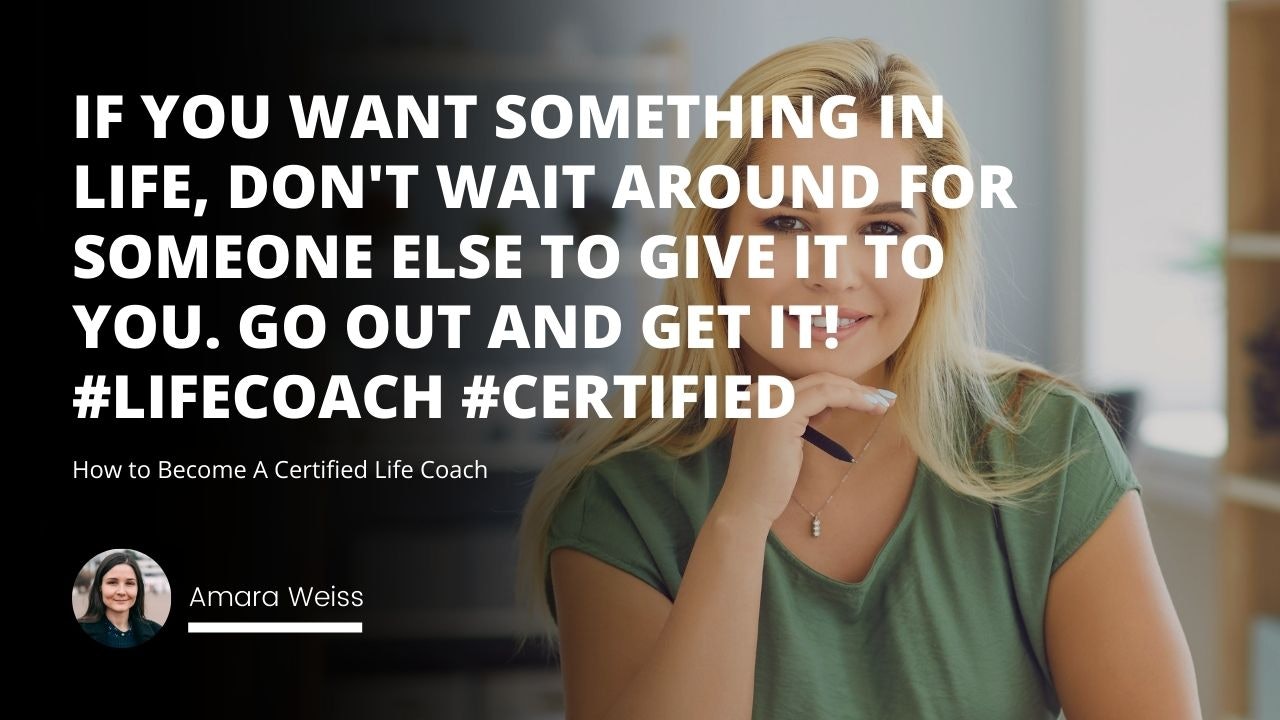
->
[788,372,895,410]
[788,379,896,421]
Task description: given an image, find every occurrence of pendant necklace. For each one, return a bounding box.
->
[793,411,889,538]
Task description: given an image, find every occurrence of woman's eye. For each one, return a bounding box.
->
[763,215,811,233]
[862,221,905,236]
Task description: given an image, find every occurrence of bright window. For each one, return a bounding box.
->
[1083,0,1226,456]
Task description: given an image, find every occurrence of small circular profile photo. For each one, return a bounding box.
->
[72,549,171,648]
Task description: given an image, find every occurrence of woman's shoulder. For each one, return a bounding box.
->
[544,436,725,616]
[580,434,730,492]
[78,616,163,636]
[137,618,164,639]
[983,366,1126,468]
[983,369,1143,574]
[553,435,729,536]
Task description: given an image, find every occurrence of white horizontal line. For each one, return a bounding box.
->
[187,622,362,634]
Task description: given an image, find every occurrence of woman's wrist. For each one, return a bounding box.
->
[705,501,775,543]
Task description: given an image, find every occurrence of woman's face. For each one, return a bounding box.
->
[721,120,930,383]
[101,563,139,614]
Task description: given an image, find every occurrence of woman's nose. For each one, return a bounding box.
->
[803,237,865,291]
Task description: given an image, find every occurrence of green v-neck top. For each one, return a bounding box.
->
[545,379,1142,719]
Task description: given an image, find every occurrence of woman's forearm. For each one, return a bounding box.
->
[600,503,770,720]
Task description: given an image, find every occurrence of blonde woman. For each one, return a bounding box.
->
[516,38,1200,719]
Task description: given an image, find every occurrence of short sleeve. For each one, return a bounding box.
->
[544,461,675,624]
[1049,394,1144,574]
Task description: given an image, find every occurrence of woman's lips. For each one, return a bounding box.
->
[785,313,871,344]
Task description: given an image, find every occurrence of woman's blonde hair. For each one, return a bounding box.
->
[514,37,1080,650]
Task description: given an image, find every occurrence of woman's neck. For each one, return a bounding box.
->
[807,403,905,462]
[738,355,903,458]
[795,364,898,449]
[106,608,130,631]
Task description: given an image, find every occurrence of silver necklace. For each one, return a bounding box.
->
[791,412,888,537]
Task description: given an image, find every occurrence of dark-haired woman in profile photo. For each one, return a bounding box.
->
[79,552,163,647]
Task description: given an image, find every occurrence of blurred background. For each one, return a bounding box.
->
[49,0,1276,718]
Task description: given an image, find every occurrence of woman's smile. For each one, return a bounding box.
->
[785,309,874,345]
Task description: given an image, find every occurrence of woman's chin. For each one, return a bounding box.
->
[744,343,885,383]
[773,357,875,382]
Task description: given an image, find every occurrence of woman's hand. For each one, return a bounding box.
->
[713,372,896,532]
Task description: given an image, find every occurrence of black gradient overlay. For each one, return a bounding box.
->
[46,3,643,716]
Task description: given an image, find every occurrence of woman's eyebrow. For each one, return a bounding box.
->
[862,201,917,217]
[768,194,921,217]
[772,196,918,218]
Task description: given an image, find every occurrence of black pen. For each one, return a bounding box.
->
[802,425,855,463]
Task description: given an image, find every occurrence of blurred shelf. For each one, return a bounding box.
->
[1225,474,1280,512]
[1220,2,1280,717]
[1227,233,1280,259]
